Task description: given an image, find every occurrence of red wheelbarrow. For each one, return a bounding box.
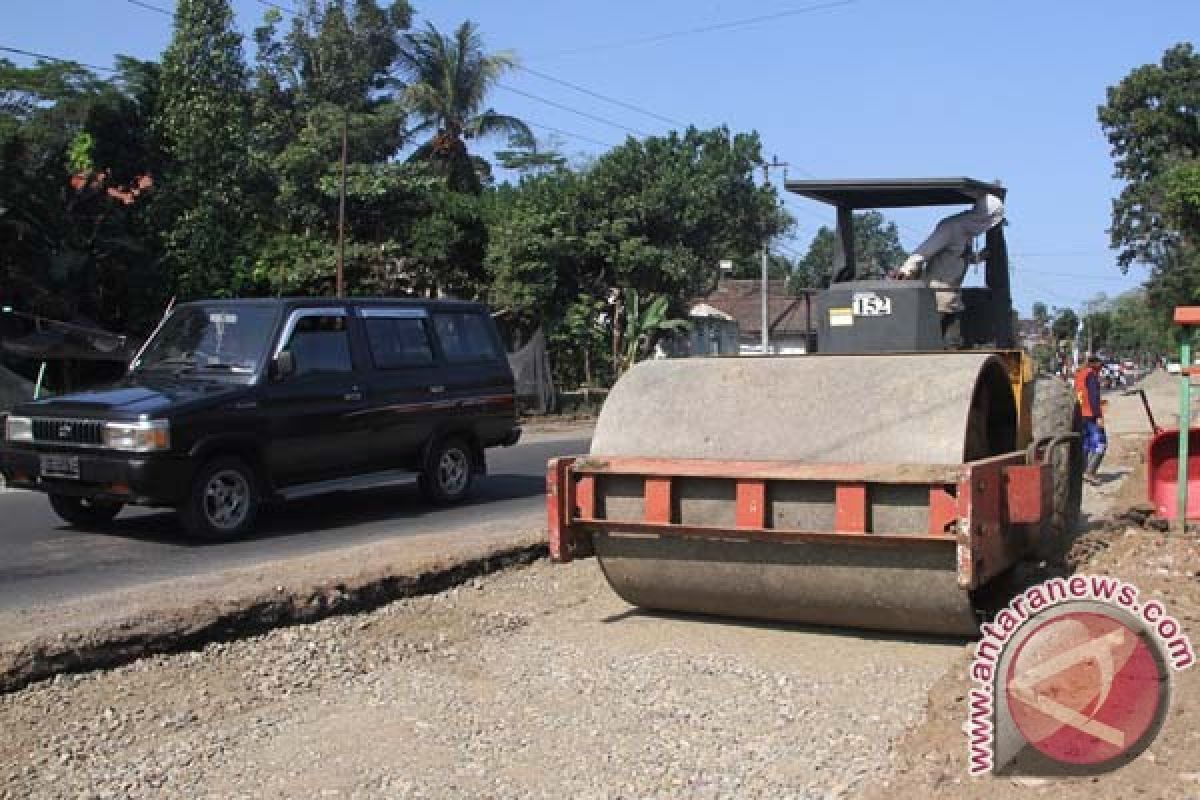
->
[1147,306,1200,525]
[1147,426,1200,520]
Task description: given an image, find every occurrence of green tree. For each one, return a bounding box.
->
[552,294,609,387]
[484,169,581,322]
[0,57,162,330]
[1052,308,1079,343]
[1098,43,1200,307]
[398,20,531,193]
[1107,289,1173,356]
[729,252,793,283]
[1031,301,1050,331]
[249,1,425,297]
[1083,310,1112,352]
[483,126,788,387]
[494,133,567,175]
[577,127,791,302]
[154,0,257,299]
[794,211,906,285]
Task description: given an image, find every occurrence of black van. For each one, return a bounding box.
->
[0,298,520,540]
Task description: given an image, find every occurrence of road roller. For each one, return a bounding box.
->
[547,178,1083,635]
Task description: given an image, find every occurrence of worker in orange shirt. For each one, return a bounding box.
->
[1074,354,1106,484]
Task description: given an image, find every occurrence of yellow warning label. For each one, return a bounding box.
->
[829,307,853,327]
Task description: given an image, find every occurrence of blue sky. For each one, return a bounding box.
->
[6,0,1198,314]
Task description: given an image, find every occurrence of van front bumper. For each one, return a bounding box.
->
[0,446,192,506]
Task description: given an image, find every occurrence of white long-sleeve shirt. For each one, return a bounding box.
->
[899,194,1005,313]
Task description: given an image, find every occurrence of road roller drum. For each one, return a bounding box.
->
[548,355,1071,635]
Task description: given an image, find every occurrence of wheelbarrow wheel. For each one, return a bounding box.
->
[1031,377,1084,560]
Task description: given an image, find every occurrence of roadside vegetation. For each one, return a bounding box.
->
[0,0,1195,384]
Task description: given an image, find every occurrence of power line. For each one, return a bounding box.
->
[545,0,857,57]
[780,193,835,226]
[1016,273,1095,307]
[0,45,115,73]
[123,0,301,19]
[125,0,172,16]
[1011,251,1114,257]
[119,0,659,144]
[512,64,686,129]
[775,241,806,259]
[251,0,300,15]
[1010,266,1138,281]
[495,82,651,137]
[524,119,616,149]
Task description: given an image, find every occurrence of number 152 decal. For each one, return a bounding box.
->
[852,293,892,317]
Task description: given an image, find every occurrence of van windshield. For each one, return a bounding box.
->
[133,306,278,376]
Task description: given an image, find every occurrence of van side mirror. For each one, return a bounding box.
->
[271,351,295,380]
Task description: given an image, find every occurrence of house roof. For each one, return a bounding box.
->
[1015,319,1049,339]
[692,280,814,336]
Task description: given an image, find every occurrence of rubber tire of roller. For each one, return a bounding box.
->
[1031,376,1084,559]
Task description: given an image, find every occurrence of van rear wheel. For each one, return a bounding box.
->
[420,437,475,505]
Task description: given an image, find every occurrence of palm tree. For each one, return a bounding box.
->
[398,20,532,191]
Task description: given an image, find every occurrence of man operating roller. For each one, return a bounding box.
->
[895,193,1006,347]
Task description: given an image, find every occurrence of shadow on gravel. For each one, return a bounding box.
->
[1088,471,1126,486]
[58,474,547,546]
[600,607,971,647]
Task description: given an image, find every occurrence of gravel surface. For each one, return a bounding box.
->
[7,383,1163,800]
[0,559,961,799]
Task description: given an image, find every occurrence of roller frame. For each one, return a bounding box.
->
[548,440,1060,600]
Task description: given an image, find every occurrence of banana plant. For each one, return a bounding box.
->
[615,288,690,376]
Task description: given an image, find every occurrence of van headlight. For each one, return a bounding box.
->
[102,420,171,452]
[4,415,32,443]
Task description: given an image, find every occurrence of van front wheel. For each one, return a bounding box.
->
[179,457,260,541]
[48,495,123,529]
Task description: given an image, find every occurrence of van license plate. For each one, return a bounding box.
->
[41,455,80,479]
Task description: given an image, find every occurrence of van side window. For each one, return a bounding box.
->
[433,313,502,364]
[281,314,352,376]
[364,318,435,369]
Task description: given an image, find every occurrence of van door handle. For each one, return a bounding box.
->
[429,385,445,394]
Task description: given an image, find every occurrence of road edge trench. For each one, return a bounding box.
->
[0,537,548,695]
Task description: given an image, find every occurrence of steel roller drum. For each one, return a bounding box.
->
[588,353,1017,635]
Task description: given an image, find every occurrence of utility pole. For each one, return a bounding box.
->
[760,157,789,355]
[335,109,349,298]
[1083,298,1095,356]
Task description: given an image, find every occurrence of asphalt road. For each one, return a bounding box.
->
[0,431,590,613]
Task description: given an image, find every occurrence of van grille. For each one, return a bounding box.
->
[32,418,104,446]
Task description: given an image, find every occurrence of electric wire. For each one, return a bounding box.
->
[0,45,115,72]
[125,0,171,16]
[512,64,686,129]
[545,0,857,57]
[251,0,300,15]
[495,82,651,137]
[524,119,617,149]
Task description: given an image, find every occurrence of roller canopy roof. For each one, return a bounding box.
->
[783,178,1006,209]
